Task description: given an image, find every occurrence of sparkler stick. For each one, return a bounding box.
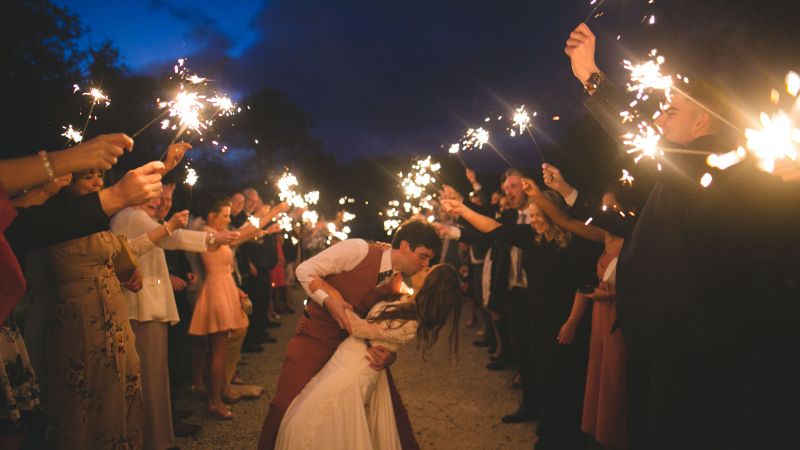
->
[584,0,607,23]
[487,143,514,168]
[131,109,170,138]
[79,86,111,137]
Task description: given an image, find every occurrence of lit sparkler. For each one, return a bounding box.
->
[61,124,83,144]
[744,110,798,173]
[623,49,674,102]
[184,167,198,186]
[83,87,111,106]
[619,169,635,186]
[623,122,662,165]
[511,105,532,136]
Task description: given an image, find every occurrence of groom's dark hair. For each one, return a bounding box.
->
[392,219,441,252]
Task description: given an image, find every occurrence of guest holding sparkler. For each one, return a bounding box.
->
[442,189,593,450]
[565,22,800,450]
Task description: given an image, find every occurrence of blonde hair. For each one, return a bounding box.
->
[534,190,571,249]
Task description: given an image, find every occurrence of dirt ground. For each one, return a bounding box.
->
[175,285,535,449]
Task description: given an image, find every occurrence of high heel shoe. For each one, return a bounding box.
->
[206,403,234,420]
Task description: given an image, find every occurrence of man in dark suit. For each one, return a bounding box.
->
[565,22,800,450]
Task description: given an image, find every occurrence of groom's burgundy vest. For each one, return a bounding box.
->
[297,244,398,344]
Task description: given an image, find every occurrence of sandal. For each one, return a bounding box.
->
[206,403,234,420]
[222,388,242,404]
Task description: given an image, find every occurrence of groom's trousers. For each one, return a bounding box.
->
[257,331,420,450]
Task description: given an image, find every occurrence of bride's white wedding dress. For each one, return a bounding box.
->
[276,299,418,450]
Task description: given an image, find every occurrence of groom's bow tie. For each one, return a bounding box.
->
[376,270,395,287]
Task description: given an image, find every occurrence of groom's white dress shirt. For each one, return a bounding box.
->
[295,238,393,306]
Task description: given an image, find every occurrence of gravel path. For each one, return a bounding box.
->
[175,286,535,449]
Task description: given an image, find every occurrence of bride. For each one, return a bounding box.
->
[275,264,462,450]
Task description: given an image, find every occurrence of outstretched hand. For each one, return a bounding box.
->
[564,23,601,85]
[520,177,542,198]
[440,198,466,215]
[162,142,192,174]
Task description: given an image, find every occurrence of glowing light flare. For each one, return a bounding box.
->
[623,49,673,102]
[184,168,198,186]
[61,124,83,143]
[512,105,532,135]
[706,147,747,170]
[342,212,356,222]
[744,110,799,173]
[786,71,800,97]
[700,173,713,188]
[248,215,260,228]
[83,88,111,106]
[208,95,236,116]
[623,122,663,164]
[619,169,635,186]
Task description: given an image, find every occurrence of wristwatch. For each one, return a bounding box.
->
[584,71,606,93]
[208,232,216,246]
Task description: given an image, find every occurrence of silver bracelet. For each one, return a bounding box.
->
[38,150,55,182]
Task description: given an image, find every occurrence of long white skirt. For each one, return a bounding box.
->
[276,336,402,450]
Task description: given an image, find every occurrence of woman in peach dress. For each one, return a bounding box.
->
[188,198,249,419]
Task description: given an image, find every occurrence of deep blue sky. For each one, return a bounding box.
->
[55,0,658,164]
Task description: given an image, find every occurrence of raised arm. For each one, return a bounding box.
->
[0,133,133,194]
[521,178,605,243]
[440,198,501,233]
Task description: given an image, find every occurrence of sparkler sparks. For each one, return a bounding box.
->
[511,105,532,136]
[623,122,662,164]
[83,87,111,106]
[744,110,798,173]
[619,169,635,186]
[61,125,83,144]
[184,167,198,186]
[460,127,490,151]
[623,49,674,102]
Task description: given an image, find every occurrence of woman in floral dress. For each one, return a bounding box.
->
[47,169,144,450]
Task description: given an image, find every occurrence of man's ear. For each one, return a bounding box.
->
[398,240,411,252]
[695,110,713,135]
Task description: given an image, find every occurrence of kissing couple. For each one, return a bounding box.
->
[258,220,463,450]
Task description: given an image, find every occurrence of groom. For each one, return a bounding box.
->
[258,219,441,450]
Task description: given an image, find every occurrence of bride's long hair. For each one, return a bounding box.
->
[367,264,462,360]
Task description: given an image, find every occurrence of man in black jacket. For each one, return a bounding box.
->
[565,22,800,450]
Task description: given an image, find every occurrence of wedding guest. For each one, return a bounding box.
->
[46,167,164,449]
[110,143,241,449]
[523,176,635,449]
[188,197,250,419]
[443,191,592,449]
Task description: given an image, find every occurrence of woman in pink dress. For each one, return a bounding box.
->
[189,198,249,419]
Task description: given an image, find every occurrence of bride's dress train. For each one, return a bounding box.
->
[276,300,417,450]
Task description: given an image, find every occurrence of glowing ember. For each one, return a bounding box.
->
[184,167,198,186]
[61,124,83,144]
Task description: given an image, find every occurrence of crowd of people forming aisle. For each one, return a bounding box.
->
[1,22,799,450]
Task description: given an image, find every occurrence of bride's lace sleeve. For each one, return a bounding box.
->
[347,309,418,344]
[126,233,157,256]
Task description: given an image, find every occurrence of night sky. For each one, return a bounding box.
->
[54,0,640,165]
[52,0,800,168]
